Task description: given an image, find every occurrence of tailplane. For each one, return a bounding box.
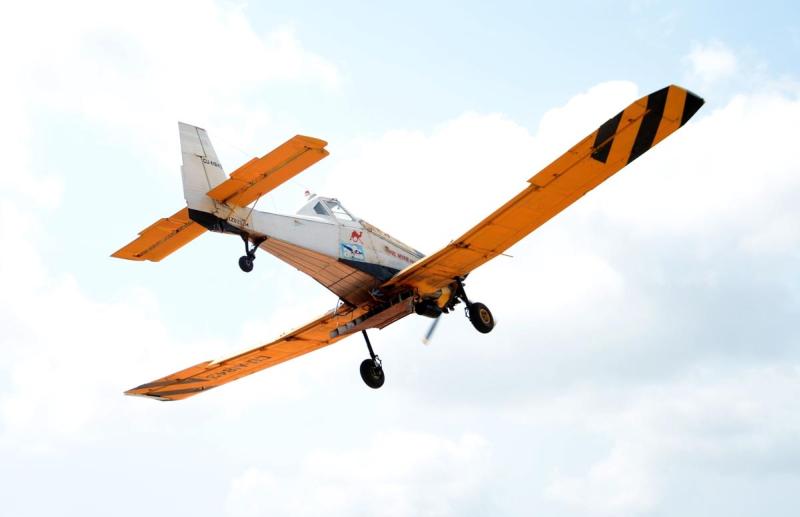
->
[112,123,329,262]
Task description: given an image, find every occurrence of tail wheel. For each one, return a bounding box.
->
[468,302,494,334]
[238,255,254,273]
[359,358,385,389]
[238,234,266,273]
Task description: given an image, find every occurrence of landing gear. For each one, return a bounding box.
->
[238,255,254,273]
[360,358,385,389]
[467,302,494,334]
[455,277,495,334]
[238,234,267,273]
[359,330,385,389]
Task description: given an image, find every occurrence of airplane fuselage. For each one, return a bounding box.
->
[190,195,425,307]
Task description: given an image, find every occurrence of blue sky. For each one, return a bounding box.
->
[2,1,800,516]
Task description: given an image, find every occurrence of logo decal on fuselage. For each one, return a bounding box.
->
[350,230,364,243]
[340,242,365,261]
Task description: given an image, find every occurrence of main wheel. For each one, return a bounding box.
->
[468,302,495,334]
[359,358,385,389]
[238,255,254,273]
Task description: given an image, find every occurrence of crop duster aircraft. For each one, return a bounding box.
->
[114,85,704,400]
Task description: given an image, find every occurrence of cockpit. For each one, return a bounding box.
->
[298,196,358,222]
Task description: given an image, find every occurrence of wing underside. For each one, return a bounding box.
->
[383,84,704,294]
[126,305,370,401]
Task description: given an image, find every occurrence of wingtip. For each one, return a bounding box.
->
[294,134,329,149]
[680,89,705,126]
[124,389,173,401]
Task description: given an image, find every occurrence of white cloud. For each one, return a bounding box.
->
[546,443,656,514]
[541,365,800,513]
[686,41,738,85]
[0,0,346,450]
[225,432,492,517]
[0,0,341,177]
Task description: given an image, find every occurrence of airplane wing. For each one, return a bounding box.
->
[382,84,704,294]
[111,208,206,262]
[207,135,329,207]
[126,305,369,401]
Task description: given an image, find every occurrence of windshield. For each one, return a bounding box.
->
[324,200,355,221]
[313,202,329,216]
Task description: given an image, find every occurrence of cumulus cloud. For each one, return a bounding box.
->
[686,41,738,85]
[225,432,492,517]
[0,180,232,448]
[0,0,344,450]
[541,365,800,513]
[1,0,341,176]
[546,443,656,514]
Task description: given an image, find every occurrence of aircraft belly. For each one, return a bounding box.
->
[259,237,379,306]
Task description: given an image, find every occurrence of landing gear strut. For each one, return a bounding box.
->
[238,234,267,273]
[359,330,385,389]
[455,277,495,334]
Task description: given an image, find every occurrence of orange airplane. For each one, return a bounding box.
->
[114,85,704,400]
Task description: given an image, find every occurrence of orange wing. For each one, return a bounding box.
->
[207,135,328,207]
[111,208,205,262]
[126,305,369,401]
[382,85,704,294]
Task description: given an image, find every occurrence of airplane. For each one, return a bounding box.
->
[114,84,704,400]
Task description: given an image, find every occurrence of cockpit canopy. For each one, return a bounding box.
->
[298,196,357,222]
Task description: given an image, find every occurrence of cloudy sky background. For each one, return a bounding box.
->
[2,0,800,515]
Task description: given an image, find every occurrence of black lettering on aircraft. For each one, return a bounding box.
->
[201,157,222,168]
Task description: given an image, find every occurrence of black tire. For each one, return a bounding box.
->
[468,302,495,334]
[238,255,254,273]
[359,358,385,389]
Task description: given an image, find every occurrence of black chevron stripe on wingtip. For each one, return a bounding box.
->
[627,86,670,164]
[591,111,623,163]
[681,90,705,126]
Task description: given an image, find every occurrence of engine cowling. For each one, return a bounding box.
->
[414,299,443,318]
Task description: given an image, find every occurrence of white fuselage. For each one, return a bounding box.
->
[214,196,424,304]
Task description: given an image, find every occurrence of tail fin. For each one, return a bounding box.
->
[179,122,226,213]
[110,122,224,262]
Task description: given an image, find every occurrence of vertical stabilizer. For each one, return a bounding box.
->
[179,122,227,213]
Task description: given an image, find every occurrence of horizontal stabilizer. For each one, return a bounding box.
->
[207,135,328,207]
[111,208,206,262]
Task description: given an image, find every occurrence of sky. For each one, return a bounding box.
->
[1,0,800,515]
